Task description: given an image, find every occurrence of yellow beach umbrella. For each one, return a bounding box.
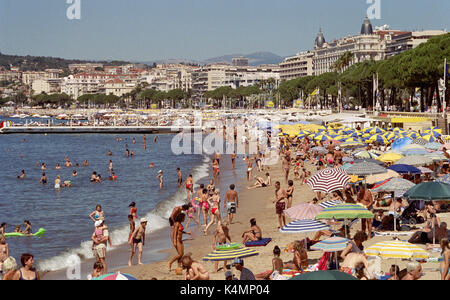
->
[377,153,404,163]
[365,240,429,260]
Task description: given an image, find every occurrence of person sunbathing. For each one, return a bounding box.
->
[247,173,271,189]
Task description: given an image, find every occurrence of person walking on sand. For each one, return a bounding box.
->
[273,181,287,229]
[224,184,239,226]
[185,174,194,203]
[204,190,221,235]
[128,218,147,266]
[246,157,253,181]
[286,180,294,209]
[231,152,236,169]
[169,214,191,272]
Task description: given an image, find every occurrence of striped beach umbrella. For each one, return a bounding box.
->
[395,155,433,167]
[315,203,374,220]
[412,138,427,145]
[363,127,385,134]
[280,219,330,233]
[318,199,343,209]
[421,134,438,142]
[371,177,416,193]
[402,148,429,156]
[346,161,386,176]
[314,133,333,141]
[424,142,442,151]
[367,135,389,145]
[406,132,420,139]
[284,203,323,221]
[306,168,350,194]
[94,272,138,280]
[424,127,442,137]
[364,240,429,260]
[311,237,349,252]
[202,247,259,261]
[353,150,379,159]
[365,169,400,185]
[425,152,447,162]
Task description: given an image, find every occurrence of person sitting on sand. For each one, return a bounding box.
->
[182,253,210,280]
[283,240,308,271]
[340,252,373,279]
[402,261,422,280]
[87,261,104,280]
[255,246,284,280]
[387,264,400,280]
[247,173,271,190]
[242,218,262,244]
[341,231,367,259]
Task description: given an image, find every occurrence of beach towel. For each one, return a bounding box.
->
[373,231,415,237]
[245,238,272,247]
[317,252,330,271]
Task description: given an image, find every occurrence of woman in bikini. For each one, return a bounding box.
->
[13,253,40,280]
[89,205,106,223]
[286,180,294,209]
[207,179,215,198]
[185,175,194,203]
[284,240,308,271]
[200,189,210,227]
[204,189,221,235]
[168,213,191,272]
[440,238,450,280]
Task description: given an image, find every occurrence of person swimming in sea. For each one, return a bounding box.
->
[149,162,155,168]
[41,163,46,170]
[17,170,25,179]
[56,163,61,170]
[72,170,78,177]
[83,160,89,167]
[157,170,163,189]
[55,176,61,189]
[40,173,47,185]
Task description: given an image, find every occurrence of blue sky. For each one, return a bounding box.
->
[1,0,449,62]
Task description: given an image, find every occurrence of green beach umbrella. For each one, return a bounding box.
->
[289,270,358,280]
[403,182,450,201]
[202,247,259,261]
[315,203,374,220]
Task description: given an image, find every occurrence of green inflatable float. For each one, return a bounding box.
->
[3,228,46,237]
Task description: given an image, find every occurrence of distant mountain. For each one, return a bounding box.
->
[143,51,284,66]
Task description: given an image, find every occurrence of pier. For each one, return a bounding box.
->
[0,125,204,134]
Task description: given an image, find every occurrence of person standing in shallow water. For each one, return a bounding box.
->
[128,218,147,266]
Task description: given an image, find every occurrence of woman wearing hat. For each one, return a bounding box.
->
[91,219,109,273]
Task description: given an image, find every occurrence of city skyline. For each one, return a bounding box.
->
[1,0,449,62]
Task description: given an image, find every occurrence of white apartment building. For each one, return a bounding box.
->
[191,64,280,99]
[32,78,62,95]
[104,79,135,97]
[279,51,314,80]
[385,29,447,58]
[22,69,63,86]
[139,64,197,92]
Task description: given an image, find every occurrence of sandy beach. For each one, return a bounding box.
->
[117,155,449,280]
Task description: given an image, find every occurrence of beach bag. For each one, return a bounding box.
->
[317,252,330,271]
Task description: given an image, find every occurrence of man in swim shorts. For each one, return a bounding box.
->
[128,218,147,266]
[224,184,239,226]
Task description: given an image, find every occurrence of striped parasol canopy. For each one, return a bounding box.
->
[318,199,343,209]
[364,240,429,260]
[202,247,259,261]
[284,203,324,220]
[421,134,438,142]
[412,138,427,145]
[370,177,416,193]
[417,166,433,174]
[366,135,389,145]
[311,237,349,252]
[363,127,385,134]
[424,142,442,150]
[279,219,330,234]
[306,168,350,194]
[346,161,387,176]
[342,156,354,163]
[341,141,364,148]
[424,127,442,137]
[394,155,433,167]
[425,152,447,162]
[353,150,379,159]
[93,272,138,280]
[401,148,429,156]
[315,203,374,220]
[365,169,400,185]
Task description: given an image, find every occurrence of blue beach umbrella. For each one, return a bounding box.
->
[280,219,330,234]
[387,164,421,175]
[391,137,413,151]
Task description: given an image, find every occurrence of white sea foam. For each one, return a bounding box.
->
[37,155,212,272]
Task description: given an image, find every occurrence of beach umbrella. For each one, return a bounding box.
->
[306,168,350,194]
[404,181,450,201]
[353,158,385,166]
[402,148,429,156]
[284,203,324,221]
[394,155,433,167]
[342,156,354,163]
[424,153,447,162]
[417,167,433,174]
[346,161,386,176]
[315,203,374,220]
[94,272,138,280]
[279,219,330,234]
[392,128,407,134]
[311,146,328,154]
[365,169,400,185]
[318,200,343,209]
[377,153,403,163]
[364,240,429,260]
[412,138,427,145]
[436,174,450,184]
[341,141,364,148]
[289,270,358,280]
[353,150,379,159]
[311,237,349,252]
[366,135,389,145]
[421,134,438,143]
[387,164,421,175]
[314,133,333,141]
[363,127,385,134]
[424,142,442,151]
[202,247,259,261]
[371,178,416,193]
[391,137,413,151]
[424,127,442,137]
